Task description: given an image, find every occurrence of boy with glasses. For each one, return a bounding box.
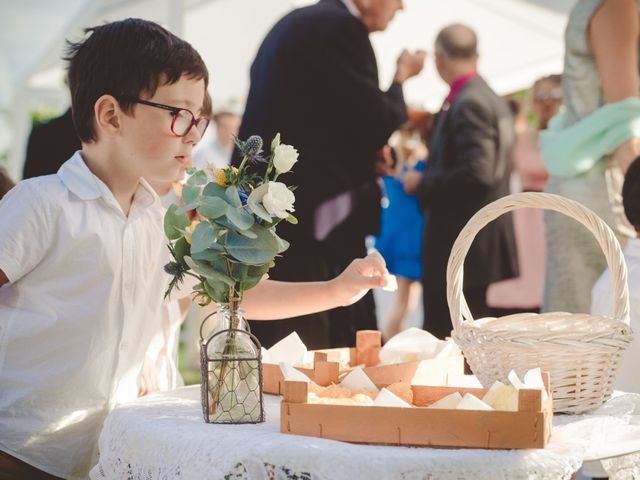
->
[0,19,388,479]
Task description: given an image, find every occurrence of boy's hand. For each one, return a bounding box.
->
[329,251,389,306]
[138,356,160,397]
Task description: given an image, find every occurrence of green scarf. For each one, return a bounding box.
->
[541,97,640,177]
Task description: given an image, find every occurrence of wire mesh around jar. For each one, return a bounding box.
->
[200,328,265,424]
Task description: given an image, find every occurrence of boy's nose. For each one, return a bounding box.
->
[183,124,202,144]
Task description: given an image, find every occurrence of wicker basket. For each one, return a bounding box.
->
[446,192,634,414]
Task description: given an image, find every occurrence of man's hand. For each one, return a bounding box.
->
[402,170,423,194]
[394,49,427,84]
[328,251,389,306]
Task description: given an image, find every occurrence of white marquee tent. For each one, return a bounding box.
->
[0,0,575,180]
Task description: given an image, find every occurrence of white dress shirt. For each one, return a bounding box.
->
[0,152,175,478]
[591,237,640,393]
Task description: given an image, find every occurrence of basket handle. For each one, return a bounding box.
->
[446,192,630,330]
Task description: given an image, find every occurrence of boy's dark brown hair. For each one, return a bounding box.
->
[64,18,209,143]
[623,156,640,233]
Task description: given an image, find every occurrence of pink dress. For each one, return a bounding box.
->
[487,129,548,309]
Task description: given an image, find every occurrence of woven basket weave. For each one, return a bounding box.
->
[446,192,633,414]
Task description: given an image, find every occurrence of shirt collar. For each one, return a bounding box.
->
[446,72,478,104]
[57,150,159,211]
[340,0,360,18]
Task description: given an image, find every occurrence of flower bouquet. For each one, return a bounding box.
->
[164,133,298,423]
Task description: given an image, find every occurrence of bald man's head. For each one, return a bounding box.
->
[435,24,477,60]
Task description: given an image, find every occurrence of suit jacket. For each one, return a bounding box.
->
[235,0,407,267]
[233,0,407,348]
[23,108,80,179]
[417,76,518,291]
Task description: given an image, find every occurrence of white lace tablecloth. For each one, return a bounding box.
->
[90,386,640,480]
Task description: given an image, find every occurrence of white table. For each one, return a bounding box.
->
[91,386,640,480]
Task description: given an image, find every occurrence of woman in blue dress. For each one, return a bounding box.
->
[375,130,427,341]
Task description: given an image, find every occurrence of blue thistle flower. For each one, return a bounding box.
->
[238,189,249,206]
[244,135,263,157]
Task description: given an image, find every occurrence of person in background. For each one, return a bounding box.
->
[404,24,517,339]
[591,156,640,394]
[23,77,80,180]
[375,111,431,341]
[487,74,562,315]
[234,0,424,349]
[541,0,640,314]
[192,101,241,170]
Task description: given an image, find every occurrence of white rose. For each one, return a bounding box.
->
[273,144,299,174]
[262,181,295,219]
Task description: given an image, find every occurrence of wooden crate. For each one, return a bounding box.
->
[280,373,553,449]
[263,330,464,395]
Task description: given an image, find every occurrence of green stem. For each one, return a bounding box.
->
[237,154,249,176]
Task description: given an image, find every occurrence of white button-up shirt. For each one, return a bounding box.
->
[591,237,640,394]
[0,152,173,479]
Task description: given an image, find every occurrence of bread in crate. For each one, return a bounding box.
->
[263,330,465,395]
[280,372,553,450]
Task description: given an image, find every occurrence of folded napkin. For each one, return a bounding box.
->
[379,327,453,364]
[262,331,306,366]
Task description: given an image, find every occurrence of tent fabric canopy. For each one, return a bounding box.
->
[0,0,575,179]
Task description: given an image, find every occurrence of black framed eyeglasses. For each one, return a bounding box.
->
[123,98,210,137]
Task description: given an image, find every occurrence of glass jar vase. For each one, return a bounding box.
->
[200,306,264,424]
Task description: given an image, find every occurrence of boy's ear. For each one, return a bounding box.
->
[94,95,122,137]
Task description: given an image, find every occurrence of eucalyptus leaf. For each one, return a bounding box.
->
[191,249,222,262]
[190,221,216,254]
[182,185,201,205]
[184,256,235,287]
[226,225,279,265]
[175,201,201,216]
[196,196,228,219]
[215,218,257,239]
[248,263,271,278]
[164,204,191,240]
[173,236,191,265]
[242,275,263,291]
[275,235,290,254]
[225,186,242,207]
[205,279,230,304]
[203,182,227,199]
[232,263,250,282]
[226,206,255,230]
[187,170,208,186]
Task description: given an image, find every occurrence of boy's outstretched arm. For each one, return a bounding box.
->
[0,269,7,288]
[241,252,389,320]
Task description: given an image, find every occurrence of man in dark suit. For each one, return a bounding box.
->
[404,24,518,339]
[234,0,424,348]
[23,108,80,179]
